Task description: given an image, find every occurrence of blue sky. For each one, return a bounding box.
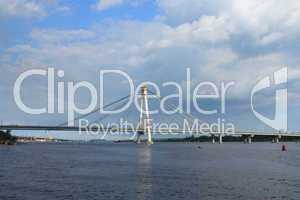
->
[1,0,300,139]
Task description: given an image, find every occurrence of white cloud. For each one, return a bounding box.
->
[145,15,235,50]
[157,0,300,44]
[1,0,300,128]
[54,5,71,13]
[156,0,219,24]
[2,1,300,93]
[230,0,300,33]
[0,0,47,18]
[3,19,298,99]
[95,0,124,11]
[259,32,284,45]
[30,29,96,44]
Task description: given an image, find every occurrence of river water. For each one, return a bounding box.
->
[0,142,300,200]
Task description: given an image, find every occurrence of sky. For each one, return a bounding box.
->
[1,0,300,139]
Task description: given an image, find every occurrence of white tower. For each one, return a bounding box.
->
[136,85,153,145]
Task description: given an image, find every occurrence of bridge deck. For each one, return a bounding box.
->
[1,125,300,137]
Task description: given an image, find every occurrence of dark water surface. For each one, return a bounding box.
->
[1,142,300,200]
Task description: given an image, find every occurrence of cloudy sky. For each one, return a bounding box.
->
[1,0,300,138]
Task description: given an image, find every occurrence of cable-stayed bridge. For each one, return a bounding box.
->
[1,86,300,144]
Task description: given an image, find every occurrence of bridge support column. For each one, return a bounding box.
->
[273,135,281,143]
[248,136,252,144]
[219,134,223,144]
[211,135,215,144]
[244,135,253,144]
[137,85,153,145]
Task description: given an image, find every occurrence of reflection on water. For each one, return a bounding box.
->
[136,145,152,200]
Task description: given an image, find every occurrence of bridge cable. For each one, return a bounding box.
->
[58,94,131,126]
[147,89,200,124]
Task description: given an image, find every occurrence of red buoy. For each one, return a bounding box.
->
[282,144,287,151]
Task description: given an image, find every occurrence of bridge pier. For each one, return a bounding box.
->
[219,134,223,144]
[244,135,253,144]
[272,135,281,143]
[248,136,252,144]
[211,135,216,144]
[211,134,222,144]
[137,85,153,145]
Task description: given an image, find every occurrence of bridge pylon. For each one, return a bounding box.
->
[136,85,153,145]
